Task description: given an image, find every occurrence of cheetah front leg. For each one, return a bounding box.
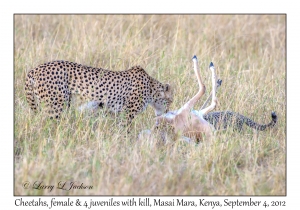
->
[113,110,137,134]
[120,93,147,131]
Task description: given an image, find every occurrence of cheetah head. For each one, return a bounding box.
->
[151,83,173,117]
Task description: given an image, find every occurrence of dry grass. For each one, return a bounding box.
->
[14,15,285,195]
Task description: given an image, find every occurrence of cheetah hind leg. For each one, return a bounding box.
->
[46,101,69,119]
[46,92,71,119]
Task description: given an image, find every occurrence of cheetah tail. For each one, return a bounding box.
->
[24,71,38,112]
[245,111,277,131]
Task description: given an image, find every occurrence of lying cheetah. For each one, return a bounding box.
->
[200,78,277,132]
[203,111,277,132]
[199,78,277,132]
[25,60,173,124]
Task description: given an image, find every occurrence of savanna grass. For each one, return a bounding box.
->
[14,15,285,195]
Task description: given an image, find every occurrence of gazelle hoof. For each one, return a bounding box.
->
[217,79,222,87]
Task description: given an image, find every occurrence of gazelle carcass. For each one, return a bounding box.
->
[139,55,219,143]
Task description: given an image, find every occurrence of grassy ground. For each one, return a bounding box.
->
[14,15,286,195]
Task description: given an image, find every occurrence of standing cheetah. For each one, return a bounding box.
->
[25,60,173,125]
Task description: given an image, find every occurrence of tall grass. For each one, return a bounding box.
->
[14,15,285,195]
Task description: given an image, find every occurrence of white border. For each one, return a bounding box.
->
[2,0,297,209]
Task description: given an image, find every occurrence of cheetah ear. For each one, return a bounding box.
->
[164,84,170,92]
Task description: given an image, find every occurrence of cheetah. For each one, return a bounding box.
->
[25,60,173,125]
[201,79,277,132]
[203,111,277,132]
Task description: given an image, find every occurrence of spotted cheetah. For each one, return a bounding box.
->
[203,111,277,132]
[25,60,173,124]
[200,78,277,132]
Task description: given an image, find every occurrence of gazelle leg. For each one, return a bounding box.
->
[177,55,206,113]
[200,79,222,110]
[200,62,217,115]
